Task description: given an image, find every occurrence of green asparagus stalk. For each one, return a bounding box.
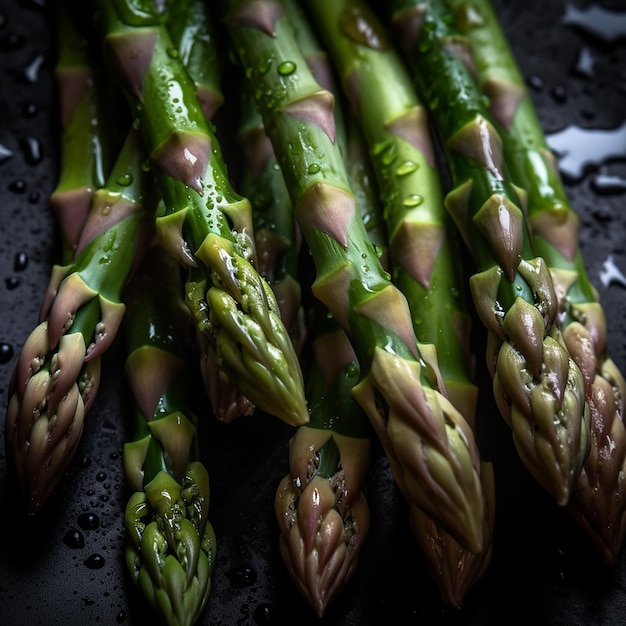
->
[391,0,590,506]
[275,310,371,617]
[449,0,626,563]
[220,0,486,553]
[49,2,116,263]
[4,128,154,512]
[165,0,254,423]
[165,0,225,122]
[304,0,494,603]
[237,81,307,355]
[123,244,216,626]
[91,0,307,427]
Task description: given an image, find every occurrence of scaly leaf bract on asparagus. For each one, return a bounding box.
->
[123,244,216,626]
[49,2,117,263]
[449,0,626,563]
[91,0,308,427]
[5,128,153,512]
[220,0,486,553]
[304,0,494,604]
[391,0,590,506]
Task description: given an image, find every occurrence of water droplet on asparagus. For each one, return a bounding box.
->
[396,161,419,176]
[339,4,388,49]
[403,194,424,207]
[277,60,296,76]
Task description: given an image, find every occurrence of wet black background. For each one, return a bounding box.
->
[2,1,626,625]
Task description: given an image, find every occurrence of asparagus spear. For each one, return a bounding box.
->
[49,2,117,263]
[4,128,154,512]
[91,0,307,427]
[304,0,494,604]
[123,244,216,626]
[275,309,371,617]
[165,0,225,123]
[449,0,626,563]
[391,0,590,506]
[220,0,485,553]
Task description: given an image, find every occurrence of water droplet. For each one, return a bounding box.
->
[8,179,26,193]
[0,343,14,364]
[79,456,92,468]
[527,75,544,91]
[277,60,296,76]
[591,173,626,194]
[307,163,321,174]
[5,277,20,290]
[21,137,42,164]
[116,173,133,187]
[116,610,127,623]
[550,85,567,103]
[259,57,273,74]
[96,472,106,482]
[0,143,13,163]
[78,512,100,530]
[63,528,85,549]
[562,3,626,43]
[573,46,594,78]
[166,47,179,59]
[403,194,423,207]
[0,32,24,51]
[599,256,626,289]
[13,251,27,271]
[28,191,40,203]
[395,161,419,176]
[23,102,38,118]
[226,564,257,588]
[253,603,274,625]
[23,54,45,83]
[546,121,626,181]
[83,554,105,569]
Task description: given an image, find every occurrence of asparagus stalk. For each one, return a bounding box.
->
[449,0,626,563]
[304,0,494,604]
[237,80,307,355]
[275,309,371,617]
[92,0,308,427]
[220,0,486,553]
[165,0,225,122]
[123,244,216,626]
[391,0,590,506]
[4,128,154,512]
[49,2,116,263]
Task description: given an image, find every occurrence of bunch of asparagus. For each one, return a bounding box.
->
[4,0,626,623]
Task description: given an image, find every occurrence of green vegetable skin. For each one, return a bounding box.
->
[450,0,626,563]
[391,0,590,506]
[123,245,216,626]
[49,2,115,263]
[92,0,307,427]
[220,0,486,553]
[304,0,494,605]
[4,127,153,513]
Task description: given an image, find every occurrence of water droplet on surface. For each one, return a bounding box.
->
[63,528,85,549]
[8,179,26,193]
[13,251,27,271]
[550,85,567,103]
[573,46,594,78]
[226,564,257,588]
[562,3,626,43]
[403,194,424,207]
[396,160,419,176]
[23,54,44,83]
[0,33,25,51]
[0,143,13,163]
[22,136,42,164]
[546,121,626,181]
[307,163,321,174]
[115,173,133,186]
[591,173,626,194]
[527,75,544,91]
[0,343,14,364]
[116,610,127,623]
[599,256,626,289]
[5,277,20,290]
[83,554,105,569]
[96,472,106,482]
[23,102,38,118]
[78,512,100,530]
[277,60,296,76]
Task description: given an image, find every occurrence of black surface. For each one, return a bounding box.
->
[2,1,626,625]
